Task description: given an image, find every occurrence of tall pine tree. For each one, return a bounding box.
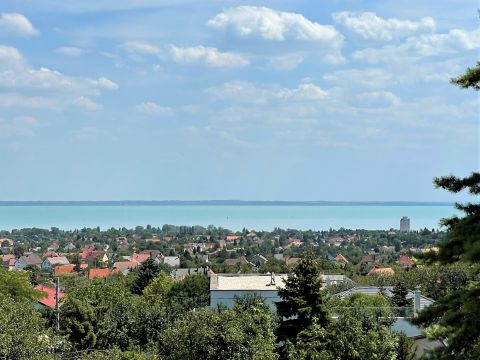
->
[276,250,331,356]
[412,61,480,359]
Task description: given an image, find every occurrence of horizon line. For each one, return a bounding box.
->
[0,200,455,206]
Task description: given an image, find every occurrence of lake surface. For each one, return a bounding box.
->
[0,205,460,231]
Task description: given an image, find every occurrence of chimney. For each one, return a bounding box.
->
[413,288,421,316]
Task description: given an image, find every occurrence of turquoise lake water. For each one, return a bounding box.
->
[0,205,460,231]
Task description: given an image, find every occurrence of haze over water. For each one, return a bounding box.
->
[0,205,460,231]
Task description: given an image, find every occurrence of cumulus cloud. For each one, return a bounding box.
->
[0,45,117,110]
[56,46,86,56]
[91,77,119,90]
[136,102,174,116]
[205,81,328,104]
[268,53,304,70]
[207,6,344,64]
[208,6,342,43]
[355,91,400,107]
[121,40,162,55]
[353,28,480,63]
[0,13,38,36]
[169,45,249,68]
[333,12,435,41]
[74,96,101,110]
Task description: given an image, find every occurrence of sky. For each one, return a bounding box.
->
[0,0,478,201]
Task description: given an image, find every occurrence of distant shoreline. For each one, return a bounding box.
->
[0,200,455,206]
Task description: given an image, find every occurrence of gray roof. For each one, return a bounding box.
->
[335,286,434,311]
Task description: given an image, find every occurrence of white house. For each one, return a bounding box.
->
[42,256,70,270]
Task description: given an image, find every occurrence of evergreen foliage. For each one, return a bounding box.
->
[276,250,331,354]
[130,258,161,295]
[412,62,480,359]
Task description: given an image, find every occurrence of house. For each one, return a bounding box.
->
[88,268,114,280]
[42,256,70,270]
[34,284,64,310]
[43,250,59,258]
[113,261,139,275]
[251,254,268,267]
[335,285,441,357]
[210,273,288,309]
[54,264,76,276]
[0,238,14,246]
[397,256,415,270]
[140,249,161,258]
[246,232,259,241]
[161,256,180,268]
[2,255,16,270]
[63,243,76,252]
[286,238,303,247]
[131,253,151,264]
[358,255,375,265]
[335,254,349,266]
[224,256,248,266]
[368,267,395,276]
[15,254,43,270]
[225,235,241,242]
[48,241,60,251]
[84,251,109,266]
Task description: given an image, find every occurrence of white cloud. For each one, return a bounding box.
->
[0,13,38,36]
[0,93,58,109]
[56,46,85,56]
[268,53,304,70]
[333,12,435,41]
[136,102,174,116]
[0,45,117,110]
[205,81,328,104]
[208,6,342,44]
[91,77,119,90]
[0,45,26,69]
[353,28,480,63]
[0,116,40,137]
[323,68,394,89]
[121,40,162,55]
[169,45,249,68]
[74,96,101,110]
[356,91,401,107]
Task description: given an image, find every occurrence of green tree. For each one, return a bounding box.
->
[130,258,161,295]
[0,267,43,302]
[391,281,413,310]
[412,63,480,359]
[331,293,398,360]
[276,250,331,355]
[158,296,278,360]
[142,271,174,303]
[0,294,51,359]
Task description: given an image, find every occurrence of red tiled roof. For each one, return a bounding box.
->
[54,264,76,276]
[35,285,64,309]
[131,253,150,263]
[88,268,113,280]
[335,254,349,263]
[397,256,414,267]
[368,267,395,276]
[45,256,70,265]
[113,261,139,271]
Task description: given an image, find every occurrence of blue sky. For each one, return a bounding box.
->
[0,0,478,201]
